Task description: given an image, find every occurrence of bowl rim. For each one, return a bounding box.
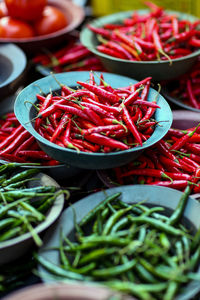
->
[1,282,134,300]
[162,83,200,112]
[0,0,85,44]
[0,43,27,88]
[0,172,64,249]
[14,71,172,158]
[80,9,200,65]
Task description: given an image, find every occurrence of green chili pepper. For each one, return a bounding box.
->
[92,259,137,278]
[167,185,191,226]
[79,192,121,227]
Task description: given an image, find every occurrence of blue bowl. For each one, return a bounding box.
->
[14,71,172,170]
[38,185,200,299]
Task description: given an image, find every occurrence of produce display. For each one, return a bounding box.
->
[100,123,200,193]
[34,74,159,152]
[0,163,67,245]
[0,0,200,298]
[0,0,67,38]
[88,2,200,62]
[167,57,200,109]
[36,189,200,300]
[33,38,105,74]
[0,112,59,165]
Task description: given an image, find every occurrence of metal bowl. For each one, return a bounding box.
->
[0,172,64,265]
[14,71,172,170]
[2,282,135,300]
[0,43,27,98]
[80,10,200,82]
[37,185,200,300]
[0,0,85,54]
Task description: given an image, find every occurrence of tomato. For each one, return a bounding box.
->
[5,0,47,21]
[0,16,34,38]
[0,2,8,18]
[34,5,68,36]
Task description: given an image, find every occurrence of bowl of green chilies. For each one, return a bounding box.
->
[37,185,200,300]
[0,163,66,265]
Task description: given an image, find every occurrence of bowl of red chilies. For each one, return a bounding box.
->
[14,71,172,170]
[97,110,200,194]
[162,56,200,111]
[80,2,200,81]
[0,111,81,181]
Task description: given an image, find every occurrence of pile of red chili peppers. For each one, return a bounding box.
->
[108,123,200,193]
[0,112,59,165]
[34,73,160,153]
[169,57,200,109]
[88,2,200,61]
[33,38,105,73]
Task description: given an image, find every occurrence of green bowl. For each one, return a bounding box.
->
[14,71,172,170]
[80,10,200,82]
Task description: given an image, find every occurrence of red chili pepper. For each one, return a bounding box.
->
[180,156,200,169]
[118,42,141,61]
[152,27,171,62]
[149,180,189,190]
[186,79,200,109]
[82,124,125,136]
[82,106,104,126]
[0,125,24,151]
[169,48,192,56]
[80,101,115,119]
[0,153,26,163]
[83,133,129,150]
[171,15,179,36]
[14,135,35,156]
[35,93,53,130]
[133,100,160,108]
[97,45,127,59]
[123,86,144,106]
[184,142,200,155]
[62,118,79,151]
[122,106,142,146]
[87,24,111,39]
[50,112,70,143]
[104,40,134,60]
[82,97,121,114]
[57,48,91,66]
[77,81,120,104]
[189,36,200,47]
[0,130,31,155]
[133,36,155,49]
[18,150,52,160]
[114,31,142,55]
[169,29,195,43]
[156,140,177,161]
[170,123,200,151]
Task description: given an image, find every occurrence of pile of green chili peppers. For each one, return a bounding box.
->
[37,187,200,300]
[0,163,66,246]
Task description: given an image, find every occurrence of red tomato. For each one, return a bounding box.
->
[34,5,68,36]
[0,2,8,18]
[5,0,47,21]
[0,16,34,38]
